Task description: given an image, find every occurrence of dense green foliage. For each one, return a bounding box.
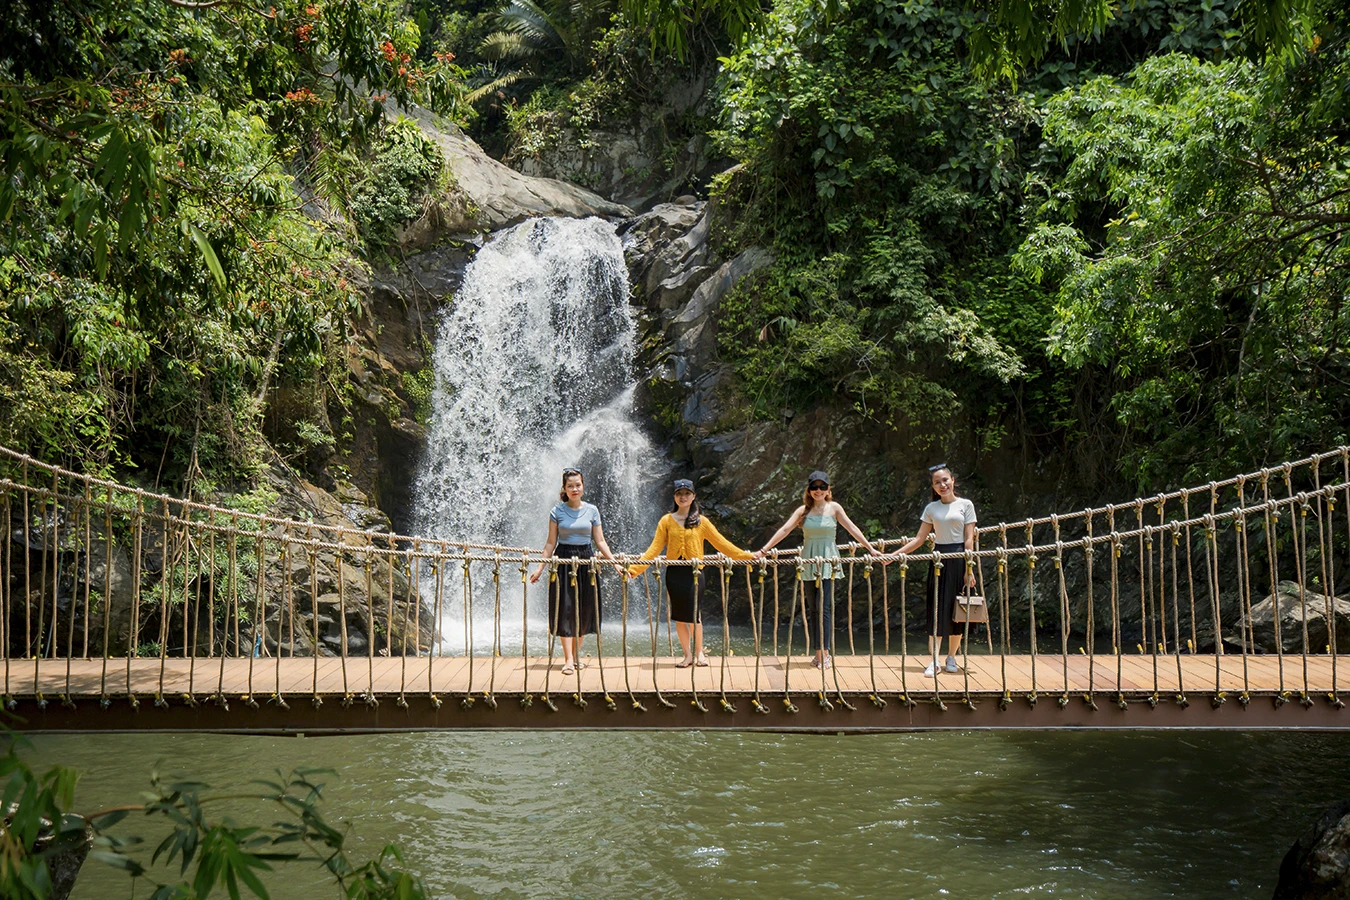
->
[1018,34,1350,481]
[713,0,1035,448]
[0,0,461,485]
[705,0,1346,483]
[2,0,1345,499]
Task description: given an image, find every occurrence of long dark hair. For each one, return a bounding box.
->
[672,495,701,529]
[929,464,956,502]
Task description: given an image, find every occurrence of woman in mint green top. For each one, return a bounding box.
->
[756,470,883,668]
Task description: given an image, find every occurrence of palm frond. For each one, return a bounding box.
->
[498,0,565,48]
[464,70,527,106]
[478,30,535,61]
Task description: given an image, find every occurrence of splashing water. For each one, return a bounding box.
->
[414,217,667,651]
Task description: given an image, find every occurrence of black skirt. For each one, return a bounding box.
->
[549,544,600,637]
[664,565,704,625]
[925,542,967,639]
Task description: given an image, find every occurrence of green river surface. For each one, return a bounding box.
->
[26,729,1350,899]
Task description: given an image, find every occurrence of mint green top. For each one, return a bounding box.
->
[799,514,843,581]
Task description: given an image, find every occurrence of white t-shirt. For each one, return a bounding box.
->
[922,497,977,545]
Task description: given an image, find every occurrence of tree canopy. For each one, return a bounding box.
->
[0,0,461,482]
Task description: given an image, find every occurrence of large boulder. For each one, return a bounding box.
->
[1274,800,1350,899]
[399,105,631,239]
[1228,581,1350,654]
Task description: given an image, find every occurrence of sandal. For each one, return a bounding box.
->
[675,658,693,669]
[561,662,576,676]
[694,656,710,667]
[575,659,588,670]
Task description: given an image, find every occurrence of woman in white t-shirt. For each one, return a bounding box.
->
[896,464,977,677]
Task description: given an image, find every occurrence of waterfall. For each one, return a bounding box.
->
[414,216,667,650]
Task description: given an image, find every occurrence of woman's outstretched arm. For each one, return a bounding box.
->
[895,521,934,556]
[591,523,627,576]
[756,506,806,555]
[962,521,977,586]
[529,519,560,583]
[702,518,755,560]
[832,504,881,555]
[627,517,670,577]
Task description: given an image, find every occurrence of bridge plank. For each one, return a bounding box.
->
[7,654,1347,702]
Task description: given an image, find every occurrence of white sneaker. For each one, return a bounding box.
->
[923,662,937,677]
[945,656,960,674]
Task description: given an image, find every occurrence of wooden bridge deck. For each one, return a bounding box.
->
[5,654,1349,733]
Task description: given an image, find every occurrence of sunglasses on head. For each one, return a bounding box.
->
[562,468,582,477]
[928,463,949,473]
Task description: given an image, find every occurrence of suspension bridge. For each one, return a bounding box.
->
[4,445,1349,733]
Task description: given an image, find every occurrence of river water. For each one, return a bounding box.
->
[33,730,1350,898]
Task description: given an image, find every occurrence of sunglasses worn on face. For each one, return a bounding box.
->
[809,483,828,491]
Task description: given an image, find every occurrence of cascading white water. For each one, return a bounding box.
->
[414,216,668,651]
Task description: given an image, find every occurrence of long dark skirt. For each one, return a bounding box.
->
[664,566,705,625]
[926,542,966,639]
[549,543,600,637]
[801,577,836,653]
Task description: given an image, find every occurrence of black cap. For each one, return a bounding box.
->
[673,478,695,492]
[808,470,830,486]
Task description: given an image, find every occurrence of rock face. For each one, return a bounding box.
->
[622,199,774,454]
[256,469,430,657]
[399,105,631,244]
[511,69,725,210]
[1228,581,1350,654]
[1274,800,1350,899]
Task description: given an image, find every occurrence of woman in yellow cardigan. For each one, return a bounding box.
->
[628,479,753,667]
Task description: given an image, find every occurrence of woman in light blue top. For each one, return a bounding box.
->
[529,468,624,675]
[756,470,883,669]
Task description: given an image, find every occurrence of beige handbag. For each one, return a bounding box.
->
[953,594,989,624]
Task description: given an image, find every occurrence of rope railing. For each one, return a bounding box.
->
[1,445,1348,717]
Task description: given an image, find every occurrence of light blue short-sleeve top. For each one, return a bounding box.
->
[550,502,601,545]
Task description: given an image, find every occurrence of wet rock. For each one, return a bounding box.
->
[1228,581,1350,654]
[38,820,91,900]
[1274,800,1350,899]
[342,503,393,534]
[670,245,774,367]
[624,199,710,307]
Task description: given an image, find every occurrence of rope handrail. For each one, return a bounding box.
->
[5,471,1341,569]
[3,443,1346,560]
